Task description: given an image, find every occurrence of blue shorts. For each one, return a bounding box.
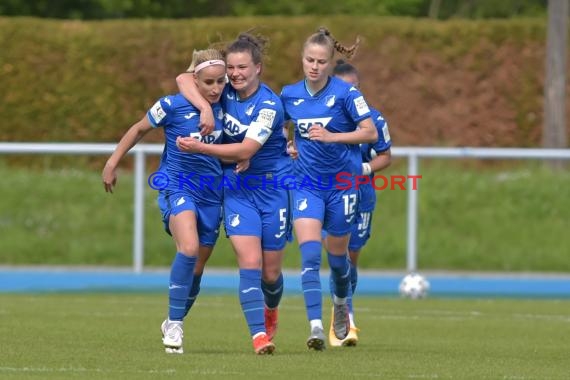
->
[223,184,292,251]
[157,190,222,247]
[348,184,376,250]
[292,186,358,236]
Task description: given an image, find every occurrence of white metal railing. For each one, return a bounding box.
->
[1,142,570,273]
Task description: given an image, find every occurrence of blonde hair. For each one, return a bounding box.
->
[303,27,360,60]
[186,48,226,73]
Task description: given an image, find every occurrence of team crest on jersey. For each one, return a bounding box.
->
[229,214,240,227]
[325,95,336,107]
[245,103,255,116]
[296,198,308,211]
[217,108,224,120]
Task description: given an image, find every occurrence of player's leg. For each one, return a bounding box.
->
[162,205,200,353]
[293,187,327,350]
[259,188,290,341]
[183,204,222,317]
[225,196,274,355]
[323,188,358,342]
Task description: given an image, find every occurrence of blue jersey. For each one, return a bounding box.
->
[147,93,224,205]
[221,83,292,177]
[358,107,392,211]
[281,76,372,186]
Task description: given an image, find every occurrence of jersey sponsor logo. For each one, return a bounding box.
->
[325,95,336,107]
[245,103,255,116]
[184,112,198,119]
[149,101,166,124]
[256,108,276,129]
[189,130,222,144]
[223,113,248,136]
[354,96,370,116]
[293,99,304,106]
[297,117,332,138]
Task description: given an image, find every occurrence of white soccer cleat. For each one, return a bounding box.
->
[161,319,184,354]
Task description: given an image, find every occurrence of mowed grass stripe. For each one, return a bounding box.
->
[0,294,568,379]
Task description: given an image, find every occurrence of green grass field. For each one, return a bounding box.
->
[1,159,569,272]
[0,293,568,379]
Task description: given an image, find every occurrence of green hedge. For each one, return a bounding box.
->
[0,16,557,148]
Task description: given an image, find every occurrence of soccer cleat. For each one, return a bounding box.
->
[332,302,350,340]
[306,326,326,351]
[253,333,275,355]
[264,306,279,341]
[161,319,184,354]
[328,307,359,347]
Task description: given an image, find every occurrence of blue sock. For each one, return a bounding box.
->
[300,241,322,321]
[239,269,265,336]
[183,273,202,317]
[328,252,350,299]
[168,253,196,321]
[350,260,358,295]
[262,273,283,309]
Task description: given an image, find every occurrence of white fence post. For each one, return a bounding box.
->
[406,154,419,272]
[133,149,145,274]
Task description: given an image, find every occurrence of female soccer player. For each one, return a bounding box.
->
[175,32,293,355]
[327,59,392,347]
[280,27,378,350]
[102,48,227,354]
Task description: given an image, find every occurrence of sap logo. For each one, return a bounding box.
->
[297,117,332,138]
[223,113,248,136]
[189,131,222,144]
[184,112,197,119]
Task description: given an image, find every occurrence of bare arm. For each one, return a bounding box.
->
[308,117,378,144]
[176,72,215,135]
[177,137,261,162]
[102,116,153,193]
[364,148,391,175]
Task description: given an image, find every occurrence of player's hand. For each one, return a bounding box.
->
[199,108,215,136]
[287,140,298,159]
[235,159,250,173]
[308,124,333,142]
[176,136,202,153]
[102,163,118,193]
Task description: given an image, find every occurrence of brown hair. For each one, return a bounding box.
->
[227,30,269,66]
[303,27,360,60]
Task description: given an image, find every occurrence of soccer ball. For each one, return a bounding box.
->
[399,273,430,299]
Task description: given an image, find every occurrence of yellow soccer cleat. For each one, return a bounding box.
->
[328,307,359,347]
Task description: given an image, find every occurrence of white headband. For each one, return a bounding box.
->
[194,60,225,73]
